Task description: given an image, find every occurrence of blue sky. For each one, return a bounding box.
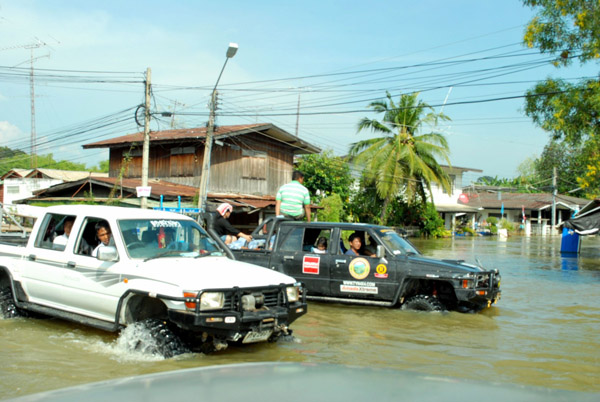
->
[0,1,595,184]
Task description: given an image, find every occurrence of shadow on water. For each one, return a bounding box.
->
[1,235,599,398]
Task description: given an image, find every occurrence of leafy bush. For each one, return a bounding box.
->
[486,216,498,226]
[499,218,515,231]
[463,227,476,236]
[317,193,343,222]
[420,203,446,238]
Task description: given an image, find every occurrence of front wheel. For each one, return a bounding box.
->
[0,286,26,319]
[401,295,446,312]
[127,318,189,358]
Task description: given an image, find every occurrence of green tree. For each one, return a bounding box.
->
[347,175,385,224]
[534,141,587,194]
[516,156,537,179]
[93,160,110,173]
[474,174,540,193]
[577,134,600,197]
[524,78,600,145]
[0,147,92,176]
[523,0,600,67]
[347,173,428,228]
[296,150,354,204]
[349,92,451,224]
[0,147,30,175]
[317,193,344,222]
[522,0,600,198]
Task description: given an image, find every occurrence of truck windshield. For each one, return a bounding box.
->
[376,229,420,256]
[118,219,222,259]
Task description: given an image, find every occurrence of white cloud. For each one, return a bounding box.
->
[0,121,25,146]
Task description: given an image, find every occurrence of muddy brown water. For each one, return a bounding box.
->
[1,236,599,398]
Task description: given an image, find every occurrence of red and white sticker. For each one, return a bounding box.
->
[340,281,378,294]
[303,255,320,275]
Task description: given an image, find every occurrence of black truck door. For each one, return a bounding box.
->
[271,225,333,296]
[330,229,397,301]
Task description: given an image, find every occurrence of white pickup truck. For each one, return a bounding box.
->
[0,205,307,357]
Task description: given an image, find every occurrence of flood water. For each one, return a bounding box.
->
[1,236,599,398]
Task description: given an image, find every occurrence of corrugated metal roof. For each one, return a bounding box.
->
[459,191,591,210]
[82,124,266,148]
[26,179,283,210]
[93,177,199,198]
[1,168,32,180]
[26,168,109,181]
[435,204,481,213]
[82,123,321,154]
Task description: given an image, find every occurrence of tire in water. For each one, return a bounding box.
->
[401,295,446,312]
[132,318,189,358]
[0,286,25,319]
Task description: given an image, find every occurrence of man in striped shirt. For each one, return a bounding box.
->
[275,170,311,222]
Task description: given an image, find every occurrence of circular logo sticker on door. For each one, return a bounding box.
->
[349,257,370,280]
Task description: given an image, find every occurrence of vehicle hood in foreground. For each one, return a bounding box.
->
[13,362,596,402]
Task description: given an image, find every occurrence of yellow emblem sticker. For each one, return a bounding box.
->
[349,257,370,280]
[375,264,388,279]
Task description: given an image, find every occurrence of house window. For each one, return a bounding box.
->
[128,148,142,157]
[170,146,195,155]
[7,186,20,194]
[242,149,267,180]
[443,174,456,194]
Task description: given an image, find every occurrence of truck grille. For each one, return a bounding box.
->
[206,285,291,312]
[475,272,500,290]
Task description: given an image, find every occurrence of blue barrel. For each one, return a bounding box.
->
[560,227,580,253]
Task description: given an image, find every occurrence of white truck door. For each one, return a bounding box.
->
[20,214,124,322]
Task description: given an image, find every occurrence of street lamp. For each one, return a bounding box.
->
[198,43,238,213]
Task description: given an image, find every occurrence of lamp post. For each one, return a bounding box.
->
[198,43,238,213]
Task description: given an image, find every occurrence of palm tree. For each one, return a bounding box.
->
[349,92,452,223]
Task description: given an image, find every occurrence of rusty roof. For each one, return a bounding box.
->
[27,178,287,210]
[30,177,198,200]
[82,123,321,154]
[95,177,199,197]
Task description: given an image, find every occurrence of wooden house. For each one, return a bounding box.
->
[83,123,319,194]
[82,123,320,227]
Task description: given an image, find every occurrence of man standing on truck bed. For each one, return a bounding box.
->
[275,170,311,222]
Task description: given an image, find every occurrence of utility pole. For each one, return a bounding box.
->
[170,100,185,128]
[198,90,218,212]
[551,166,557,234]
[141,67,151,209]
[29,49,37,168]
[4,39,51,168]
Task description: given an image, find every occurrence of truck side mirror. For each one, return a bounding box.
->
[376,245,385,259]
[97,246,118,262]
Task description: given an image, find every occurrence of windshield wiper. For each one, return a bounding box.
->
[143,250,180,262]
[194,251,219,259]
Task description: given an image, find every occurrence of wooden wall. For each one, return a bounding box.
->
[107,133,296,196]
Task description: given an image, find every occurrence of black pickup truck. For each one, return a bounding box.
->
[220,217,501,313]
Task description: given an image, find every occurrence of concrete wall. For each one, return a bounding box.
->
[2,178,63,205]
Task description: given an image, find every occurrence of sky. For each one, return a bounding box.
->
[0,0,596,184]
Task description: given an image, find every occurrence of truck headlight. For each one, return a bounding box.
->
[286,286,300,302]
[200,292,225,311]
